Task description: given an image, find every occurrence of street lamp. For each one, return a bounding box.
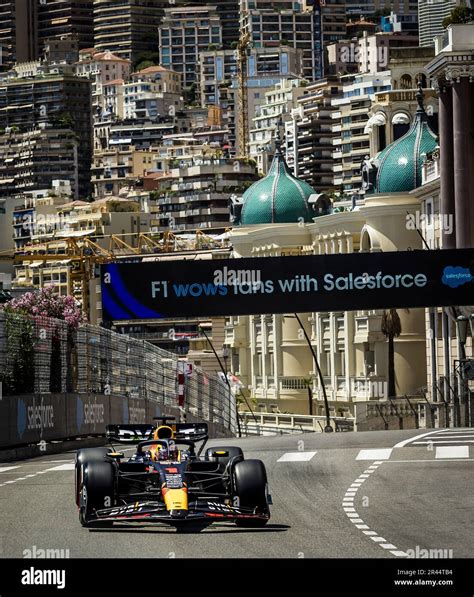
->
[287,314,333,433]
[198,325,242,438]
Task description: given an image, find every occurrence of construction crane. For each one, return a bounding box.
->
[237,30,251,159]
[9,230,232,316]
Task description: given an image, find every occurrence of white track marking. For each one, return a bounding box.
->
[435,446,469,459]
[277,451,317,462]
[0,466,20,473]
[413,439,474,444]
[356,449,392,460]
[392,429,446,448]
[342,461,408,558]
[385,458,474,463]
[46,463,75,471]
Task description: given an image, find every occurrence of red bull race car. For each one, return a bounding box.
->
[75,417,271,530]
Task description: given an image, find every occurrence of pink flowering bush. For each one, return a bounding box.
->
[4,286,85,329]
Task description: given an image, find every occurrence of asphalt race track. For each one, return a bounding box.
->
[1,428,473,559]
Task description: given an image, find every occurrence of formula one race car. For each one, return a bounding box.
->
[75,417,271,530]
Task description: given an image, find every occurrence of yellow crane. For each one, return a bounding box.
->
[237,30,251,158]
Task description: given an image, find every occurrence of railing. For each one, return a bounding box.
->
[239,412,355,435]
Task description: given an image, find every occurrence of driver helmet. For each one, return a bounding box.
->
[168,440,179,461]
[149,444,168,462]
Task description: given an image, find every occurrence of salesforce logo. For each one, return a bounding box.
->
[17,399,27,438]
[17,397,54,438]
[441,266,473,289]
[76,396,84,432]
[76,396,105,432]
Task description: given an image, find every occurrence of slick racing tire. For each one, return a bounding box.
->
[232,459,270,528]
[79,460,115,528]
[205,446,244,469]
[75,448,111,507]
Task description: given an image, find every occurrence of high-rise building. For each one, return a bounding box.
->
[199,45,303,153]
[240,0,322,81]
[345,0,418,18]
[0,0,38,69]
[94,0,166,64]
[249,78,307,174]
[286,77,343,192]
[158,4,223,91]
[0,67,92,197]
[418,0,458,47]
[38,0,93,52]
[0,1,93,70]
[331,71,392,192]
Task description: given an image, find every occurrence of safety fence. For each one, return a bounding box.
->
[0,311,237,444]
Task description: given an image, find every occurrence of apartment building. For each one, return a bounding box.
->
[38,0,94,51]
[285,77,343,192]
[124,66,183,120]
[418,0,458,47]
[158,5,223,90]
[240,0,320,81]
[199,46,303,155]
[0,0,93,70]
[92,147,159,198]
[75,48,132,113]
[0,69,92,197]
[345,0,419,18]
[13,197,151,308]
[151,158,258,232]
[93,0,166,63]
[331,71,392,193]
[249,78,307,174]
[0,128,86,201]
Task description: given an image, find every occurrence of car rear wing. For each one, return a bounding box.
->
[173,423,208,442]
[106,424,155,442]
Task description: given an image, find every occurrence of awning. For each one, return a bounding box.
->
[364,112,387,133]
[392,113,410,125]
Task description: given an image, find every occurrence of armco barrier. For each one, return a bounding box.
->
[0,393,233,449]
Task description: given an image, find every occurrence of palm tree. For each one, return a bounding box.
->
[381,309,402,398]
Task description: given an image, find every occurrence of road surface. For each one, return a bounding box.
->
[0,428,472,559]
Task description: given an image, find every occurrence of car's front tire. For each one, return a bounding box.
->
[232,459,270,528]
[79,460,116,527]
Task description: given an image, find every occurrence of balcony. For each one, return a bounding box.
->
[280,377,308,391]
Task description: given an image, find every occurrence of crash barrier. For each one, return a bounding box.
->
[239,412,355,435]
[0,395,233,448]
[0,312,237,447]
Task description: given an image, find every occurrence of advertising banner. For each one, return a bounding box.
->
[101,248,474,320]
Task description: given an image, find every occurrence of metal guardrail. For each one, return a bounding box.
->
[239,412,355,435]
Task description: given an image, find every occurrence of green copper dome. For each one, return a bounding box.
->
[374,87,437,193]
[238,141,315,225]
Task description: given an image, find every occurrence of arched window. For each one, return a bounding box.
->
[417,73,427,88]
[360,227,373,252]
[400,74,412,89]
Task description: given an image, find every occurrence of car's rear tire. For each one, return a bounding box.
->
[79,460,115,527]
[75,448,111,506]
[232,459,269,527]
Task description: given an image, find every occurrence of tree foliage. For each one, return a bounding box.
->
[443,5,473,28]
